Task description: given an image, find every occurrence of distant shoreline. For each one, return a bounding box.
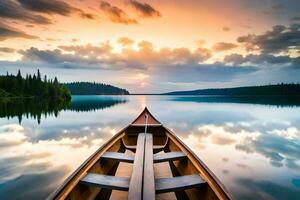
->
[129,94,300,96]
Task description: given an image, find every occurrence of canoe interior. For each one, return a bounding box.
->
[50,108,230,200]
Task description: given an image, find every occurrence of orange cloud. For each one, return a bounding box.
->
[100,1,138,24]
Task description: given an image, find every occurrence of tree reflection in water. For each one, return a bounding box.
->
[0,96,127,124]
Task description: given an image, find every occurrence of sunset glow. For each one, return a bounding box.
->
[0,0,300,92]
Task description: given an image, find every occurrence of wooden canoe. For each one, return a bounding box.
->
[48,107,231,200]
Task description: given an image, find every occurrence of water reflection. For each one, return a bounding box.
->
[0,123,119,199]
[0,95,299,200]
[0,98,70,124]
[172,96,300,107]
[0,96,127,124]
[69,95,127,112]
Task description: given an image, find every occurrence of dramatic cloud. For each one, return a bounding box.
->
[0,47,15,53]
[129,0,161,18]
[237,24,300,54]
[14,40,259,83]
[0,23,38,41]
[212,42,238,52]
[21,41,212,70]
[0,0,51,24]
[17,0,95,19]
[100,1,137,24]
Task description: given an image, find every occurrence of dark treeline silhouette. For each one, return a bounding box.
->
[164,84,300,96]
[64,82,130,95]
[0,70,71,100]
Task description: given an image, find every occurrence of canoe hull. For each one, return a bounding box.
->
[48,108,231,200]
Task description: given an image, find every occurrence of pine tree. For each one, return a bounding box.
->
[54,77,59,85]
[37,69,41,82]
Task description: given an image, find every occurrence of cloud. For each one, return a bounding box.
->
[0,0,51,24]
[0,47,15,53]
[0,22,39,41]
[17,0,95,20]
[212,42,238,52]
[12,40,258,83]
[18,47,111,69]
[79,12,95,20]
[129,0,161,18]
[100,1,138,24]
[237,24,300,54]
[157,63,257,83]
[138,40,153,50]
[224,53,294,66]
[118,37,134,47]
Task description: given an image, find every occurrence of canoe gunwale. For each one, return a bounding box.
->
[47,125,128,200]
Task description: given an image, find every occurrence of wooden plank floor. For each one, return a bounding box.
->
[108,151,180,200]
[154,162,177,200]
[110,150,133,200]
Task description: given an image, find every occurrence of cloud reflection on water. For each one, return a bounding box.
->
[0,123,119,199]
[0,95,300,199]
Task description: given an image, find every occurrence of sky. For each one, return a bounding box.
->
[0,0,300,93]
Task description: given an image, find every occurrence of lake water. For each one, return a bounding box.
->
[0,95,300,200]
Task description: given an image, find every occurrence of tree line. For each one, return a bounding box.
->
[0,70,71,100]
[165,83,300,96]
[64,82,129,95]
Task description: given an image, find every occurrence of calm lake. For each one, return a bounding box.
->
[0,95,300,200]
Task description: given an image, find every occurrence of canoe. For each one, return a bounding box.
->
[48,107,231,200]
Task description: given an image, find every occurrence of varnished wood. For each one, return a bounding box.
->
[128,133,146,200]
[80,173,130,191]
[143,134,155,200]
[101,152,134,163]
[49,107,232,200]
[154,152,186,163]
[155,174,206,194]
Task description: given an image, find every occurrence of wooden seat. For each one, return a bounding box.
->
[154,151,186,163]
[101,152,134,163]
[80,173,130,191]
[125,145,165,151]
[155,174,206,193]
